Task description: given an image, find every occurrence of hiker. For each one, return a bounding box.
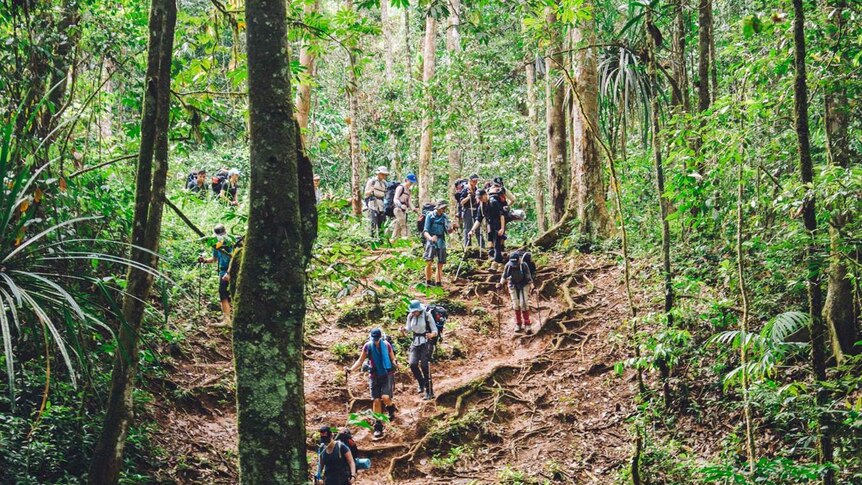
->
[391,173,418,239]
[314,425,356,485]
[187,169,208,193]
[458,174,483,248]
[423,200,453,287]
[314,174,322,203]
[402,299,438,400]
[219,168,241,206]
[492,176,516,205]
[211,168,229,195]
[487,185,507,267]
[363,166,389,239]
[198,223,233,325]
[497,249,537,334]
[348,328,396,439]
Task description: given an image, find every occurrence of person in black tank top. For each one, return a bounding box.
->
[314,426,356,485]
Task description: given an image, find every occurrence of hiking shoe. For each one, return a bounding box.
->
[514,325,523,333]
[387,404,396,421]
[424,280,432,286]
[525,326,533,335]
[418,383,426,394]
[373,420,384,439]
[423,388,435,401]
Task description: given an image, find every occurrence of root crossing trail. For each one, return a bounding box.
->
[145,252,638,484]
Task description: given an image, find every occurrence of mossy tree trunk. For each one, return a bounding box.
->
[235,0,318,482]
[545,7,567,225]
[295,0,319,148]
[89,1,176,483]
[791,1,835,482]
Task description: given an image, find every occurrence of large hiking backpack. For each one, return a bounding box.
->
[187,171,199,187]
[416,203,436,234]
[335,429,359,457]
[211,169,228,193]
[509,250,536,285]
[426,304,448,342]
[383,181,401,218]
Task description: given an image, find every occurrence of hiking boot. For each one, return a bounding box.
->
[373,420,384,439]
[424,279,432,286]
[524,326,532,335]
[386,404,396,421]
[514,325,523,333]
[423,387,435,401]
[418,380,426,394]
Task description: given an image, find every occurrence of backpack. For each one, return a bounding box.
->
[211,169,228,193]
[383,181,401,218]
[491,194,513,222]
[335,429,359,458]
[426,305,448,342]
[508,250,536,286]
[416,203,436,234]
[187,171,199,186]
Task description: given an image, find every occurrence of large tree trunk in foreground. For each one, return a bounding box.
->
[89,1,176,483]
[418,14,436,204]
[235,0,318,481]
[821,0,857,361]
[295,0,319,147]
[545,7,567,224]
[570,19,611,241]
[446,0,462,215]
[526,60,546,233]
[792,1,835,483]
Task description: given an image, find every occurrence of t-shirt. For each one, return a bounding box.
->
[364,178,387,212]
[487,197,504,231]
[362,340,394,375]
[318,441,351,485]
[213,243,232,277]
[423,212,449,249]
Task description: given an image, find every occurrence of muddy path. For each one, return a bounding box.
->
[144,252,638,484]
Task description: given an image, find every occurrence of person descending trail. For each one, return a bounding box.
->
[422,200,454,287]
[402,300,438,400]
[198,223,234,325]
[458,174,483,249]
[498,249,537,334]
[314,425,356,485]
[348,328,396,439]
[363,166,390,239]
[390,173,418,239]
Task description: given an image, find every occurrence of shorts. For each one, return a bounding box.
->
[369,372,394,399]
[423,241,447,264]
[218,277,230,301]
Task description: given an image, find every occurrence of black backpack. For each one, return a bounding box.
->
[508,250,535,286]
[416,203,436,234]
[335,428,359,457]
[187,171,199,186]
[383,181,401,218]
[211,169,228,193]
[426,304,448,342]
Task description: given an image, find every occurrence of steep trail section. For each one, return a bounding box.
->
[142,251,637,484]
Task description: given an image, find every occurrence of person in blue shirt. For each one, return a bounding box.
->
[422,200,453,288]
[198,223,234,325]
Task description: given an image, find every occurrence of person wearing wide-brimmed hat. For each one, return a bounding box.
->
[363,166,390,239]
[402,299,438,400]
[422,200,453,287]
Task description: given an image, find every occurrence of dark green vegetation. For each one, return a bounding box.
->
[0,0,860,484]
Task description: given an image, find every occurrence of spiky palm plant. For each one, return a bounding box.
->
[0,118,166,411]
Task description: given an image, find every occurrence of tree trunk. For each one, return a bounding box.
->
[417,14,436,205]
[235,0,318,481]
[570,17,611,241]
[821,0,857,360]
[647,6,674,407]
[526,60,546,233]
[697,0,711,113]
[545,7,567,224]
[446,0,462,215]
[295,0,319,147]
[38,0,80,149]
[671,0,690,111]
[345,0,364,215]
[792,1,835,483]
[89,2,176,483]
[404,2,412,87]
[381,0,394,83]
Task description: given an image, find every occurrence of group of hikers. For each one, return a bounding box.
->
[187,163,537,484]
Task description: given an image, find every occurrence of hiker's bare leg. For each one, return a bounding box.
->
[436,263,443,283]
[381,395,392,408]
[372,398,382,414]
[425,262,433,282]
[221,299,232,323]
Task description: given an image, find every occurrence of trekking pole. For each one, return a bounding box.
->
[454,242,470,280]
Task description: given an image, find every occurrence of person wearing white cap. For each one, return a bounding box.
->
[219,168,241,206]
[363,166,390,238]
[313,174,322,203]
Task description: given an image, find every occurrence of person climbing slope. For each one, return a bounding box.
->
[363,166,390,239]
[390,173,418,239]
[314,425,356,485]
[497,249,537,334]
[459,174,483,248]
[423,200,453,287]
[198,223,234,326]
[218,168,241,206]
[402,300,438,400]
[348,328,396,439]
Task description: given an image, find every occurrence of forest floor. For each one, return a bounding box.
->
[142,250,643,484]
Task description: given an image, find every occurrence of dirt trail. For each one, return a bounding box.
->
[145,252,638,484]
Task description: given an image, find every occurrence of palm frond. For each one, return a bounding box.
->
[763,311,810,344]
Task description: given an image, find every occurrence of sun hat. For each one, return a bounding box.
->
[376,166,390,175]
[407,300,425,313]
[435,200,448,210]
[406,173,417,183]
[228,168,240,177]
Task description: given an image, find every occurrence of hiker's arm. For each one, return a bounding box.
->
[314,451,323,482]
[345,448,356,480]
[394,186,404,208]
[388,344,397,368]
[363,179,373,197]
[427,314,438,339]
[498,215,506,235]
[348,347,367,373]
